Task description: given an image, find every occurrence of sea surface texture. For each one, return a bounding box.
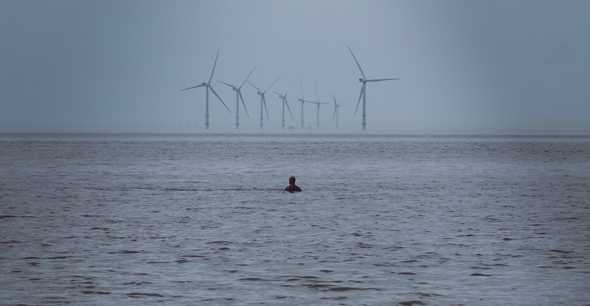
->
[1,133,589,306]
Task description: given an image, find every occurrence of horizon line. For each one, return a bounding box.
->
[1,130,589,138]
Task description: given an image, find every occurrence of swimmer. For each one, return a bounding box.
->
[284,176,302,193]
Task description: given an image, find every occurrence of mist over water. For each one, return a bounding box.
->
[1,133,589,305]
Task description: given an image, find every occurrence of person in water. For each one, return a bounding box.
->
[285,176,302,193]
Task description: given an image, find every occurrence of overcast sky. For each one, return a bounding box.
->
[1,0,589,133]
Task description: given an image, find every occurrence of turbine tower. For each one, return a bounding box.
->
[332,96,341,128]
[297,82,306,129]
[273,90,294,129]
[347,46,399,130]
[181,49,230,129]
[297,98,306,129]
[249,77,280,129]
[218,67,256,129]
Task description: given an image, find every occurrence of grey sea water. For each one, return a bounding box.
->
[0,133,589,306]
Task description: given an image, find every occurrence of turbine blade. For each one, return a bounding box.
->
[285,100,294,120]
[347,46,366,79]
[266,77,280,92]
[333,98,337,119]
[354,84,364,116]
[301,99,326,104]
[366,77,399,82]
[209,85,231,112]
[217,80,234,89]
[247,81,261,92]
[180,83,205,91]
[208,49,220,84]
[239,91,250,118]
[263,98,269,119]
[239,67,256,89]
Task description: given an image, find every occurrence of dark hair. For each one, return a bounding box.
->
[289,176,296,184]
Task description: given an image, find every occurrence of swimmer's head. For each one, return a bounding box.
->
[289,176,296,185]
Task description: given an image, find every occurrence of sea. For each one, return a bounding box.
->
[0,133,589,306]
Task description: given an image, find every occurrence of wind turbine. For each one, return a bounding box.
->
[218,67,256,129]
[248,77,280,129]
[181,49,230,129]
[347,46,399,130]
[297,81,307,129]
[297,98,306,128]
[309,81,328,128]
[301,99,327,128]
[332,96,341,128]
[273,90,294,129]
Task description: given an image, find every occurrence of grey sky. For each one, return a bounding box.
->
[1,0,588,133]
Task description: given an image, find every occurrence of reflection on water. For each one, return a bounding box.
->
[0,134,589,305]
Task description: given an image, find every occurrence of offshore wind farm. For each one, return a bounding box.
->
[182,47,398,131]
